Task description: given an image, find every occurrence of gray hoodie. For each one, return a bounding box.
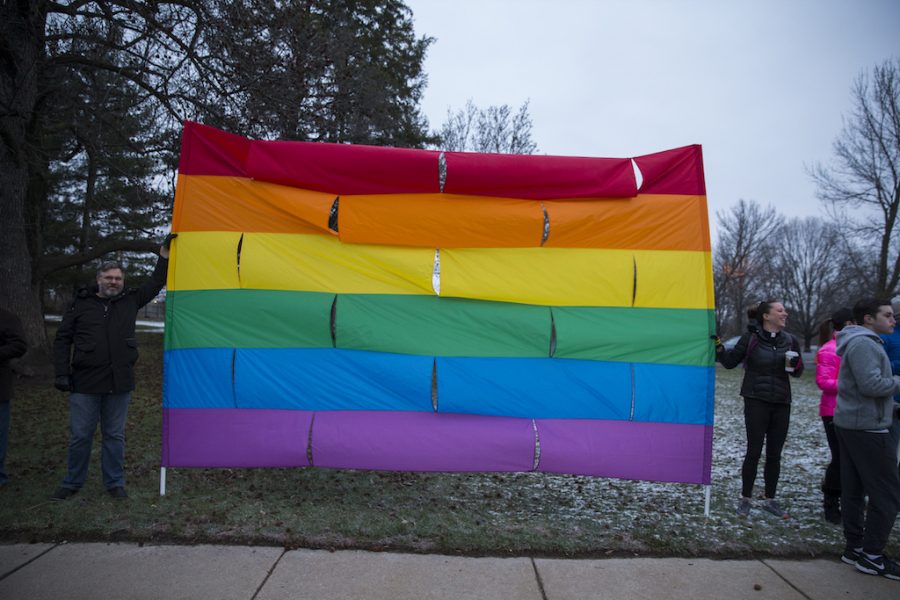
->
[834,325,900,430]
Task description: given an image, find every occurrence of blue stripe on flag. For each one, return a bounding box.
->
[163,348,713,424]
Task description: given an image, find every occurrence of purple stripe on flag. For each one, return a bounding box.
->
[162,408,313,467]
[536,420,713,484]
[162,408,712,483]
[312,411,535,472]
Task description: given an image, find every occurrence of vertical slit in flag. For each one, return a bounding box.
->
[328,197,340,232]
[330,295,338,348]
[236,233,244,285]
[540,202,550,246]
[432,249,441,295]
[549,308,557,358]
[431,359,438,412]
[629,363,636,421]
[307,413,316,466]
[631,256,637,307]
[631,158,644,190]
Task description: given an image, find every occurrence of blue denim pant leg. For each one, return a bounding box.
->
[99,392,131,489]
[63,392,131,489]
[62,393,101,489]
[0,401,10,485]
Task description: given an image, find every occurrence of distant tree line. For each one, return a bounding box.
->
[713,201,861,350]
[713,59,900,349]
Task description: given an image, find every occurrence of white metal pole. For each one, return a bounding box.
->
[703,484,711,517]
[160,466,167,496]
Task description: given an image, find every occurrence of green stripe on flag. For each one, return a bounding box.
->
[164,290,714,366]
[336,294,552,357]
[165,289,334,350]
[553,306,715,366]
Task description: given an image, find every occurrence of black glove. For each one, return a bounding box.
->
[710,335,723,351]
[162,233,178,249]
[54,375,72,392]
[788,354,800,369]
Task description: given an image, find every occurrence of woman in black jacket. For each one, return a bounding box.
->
[717,300,804,519]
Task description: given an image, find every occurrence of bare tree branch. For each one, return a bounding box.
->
[810,58,900,298]
[38,239,160,277]
[436,99,537,154]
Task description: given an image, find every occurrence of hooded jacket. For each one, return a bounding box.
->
[717,328,803,403]
[815,337,840,417]
[53,257,167,394]
[834,324,900,430]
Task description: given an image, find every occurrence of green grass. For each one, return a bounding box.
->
[1,331,897,558]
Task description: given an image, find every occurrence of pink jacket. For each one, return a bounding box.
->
[816,338,840,417]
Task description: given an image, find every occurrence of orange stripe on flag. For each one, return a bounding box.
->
[171,176,709,252]
[340,193,544,247]
[544,195,711,251]
[342,194,710,250]
[172,175,336,235]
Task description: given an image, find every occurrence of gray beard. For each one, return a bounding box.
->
[97,286,122,298]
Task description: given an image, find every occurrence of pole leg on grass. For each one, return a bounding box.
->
[160,467,167,496]
[704,485,711,517]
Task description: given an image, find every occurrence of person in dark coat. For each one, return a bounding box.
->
[0,307,28,486]
[50,235,175,500]
[716,299,803,519]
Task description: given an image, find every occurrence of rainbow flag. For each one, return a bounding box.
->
[162,121,714,484]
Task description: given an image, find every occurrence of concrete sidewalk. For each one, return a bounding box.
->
[0,542,896,600]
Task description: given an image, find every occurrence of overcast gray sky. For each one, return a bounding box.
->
[405,0,899,235]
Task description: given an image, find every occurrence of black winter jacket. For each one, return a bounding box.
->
[718,328,804,404]
[53,257,168,394]
[0,307,28,402]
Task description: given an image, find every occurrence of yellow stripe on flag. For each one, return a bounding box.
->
[440,248,712,308]
[239,233,435,295]
[634,250,715,309]
[167,232,712,308]
[167,231,243,291]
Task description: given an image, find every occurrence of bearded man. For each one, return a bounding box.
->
[51,234,175,500]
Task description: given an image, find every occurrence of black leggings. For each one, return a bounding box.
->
[742,397,791,498]
[821,416,841,497]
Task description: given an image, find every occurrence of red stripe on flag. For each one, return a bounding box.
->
[246,139,441,194]
[634,144,706,195]
[178,121,251,176]
[444,151,637,199]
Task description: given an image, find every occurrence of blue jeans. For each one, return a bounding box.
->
[62,392,131,490]
[0,401,9,485]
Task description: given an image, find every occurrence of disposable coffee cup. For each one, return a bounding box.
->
[785,351,799,372]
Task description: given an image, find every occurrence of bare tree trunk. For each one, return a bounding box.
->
[0,159,49,375]
[0,2,51,377]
